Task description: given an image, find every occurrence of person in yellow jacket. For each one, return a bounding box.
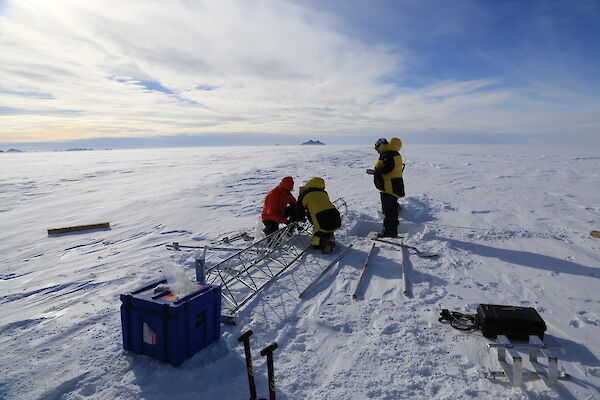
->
[369,137,405,238]
[295,177,341,253]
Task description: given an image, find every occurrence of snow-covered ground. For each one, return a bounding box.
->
[1,144,599,400]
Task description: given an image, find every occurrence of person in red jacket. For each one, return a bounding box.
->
[261,176,297,235]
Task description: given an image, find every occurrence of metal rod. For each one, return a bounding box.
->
[529,336,538,363]
[372,238,438,258]
[488,343,564,350]
[299,244,353,298]
[352,243,376,299]
[195,247,206,283]
[221,232,252,244]
[167,243,246,252]
[401,246,410,296]
[497,335,523,387]
[512,354,523,387]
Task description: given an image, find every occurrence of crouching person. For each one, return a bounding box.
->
[296,177,341,253]
[261,176,297,236]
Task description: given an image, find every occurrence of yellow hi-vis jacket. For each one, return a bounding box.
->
[297,177,341,233]
[374,137,405,198]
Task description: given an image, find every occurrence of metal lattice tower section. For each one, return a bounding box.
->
[206,198,347,323]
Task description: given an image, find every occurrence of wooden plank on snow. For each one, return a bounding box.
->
[47,222,110,235]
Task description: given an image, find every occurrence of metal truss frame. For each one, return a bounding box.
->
[206,222,310,323]
[205,198,348,324]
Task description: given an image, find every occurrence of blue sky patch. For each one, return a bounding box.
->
[136,80,174,94]
[0,106,26,115]
[0,89,54,99]
[196,84,217,91]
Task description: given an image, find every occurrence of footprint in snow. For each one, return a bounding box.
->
[291,343,306,352]
[381,322,401,335]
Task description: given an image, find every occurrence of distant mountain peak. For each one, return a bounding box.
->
[301,140,325,145]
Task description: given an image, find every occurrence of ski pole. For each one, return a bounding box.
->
[237,330,258,400]
[352,242,376,299]
[260,343,279,400]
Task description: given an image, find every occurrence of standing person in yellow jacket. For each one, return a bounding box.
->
[295,177,341,253]
[368,137,405,238]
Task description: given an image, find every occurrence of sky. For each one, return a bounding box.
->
[1,0,600,149]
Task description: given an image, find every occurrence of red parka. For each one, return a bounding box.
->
[261,177,296,224]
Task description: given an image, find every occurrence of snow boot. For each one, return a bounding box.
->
[376,230,398,239]
[322,240,334,254]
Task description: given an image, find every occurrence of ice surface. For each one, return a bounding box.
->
[1,144,599,399]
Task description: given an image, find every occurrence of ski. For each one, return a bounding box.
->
[352,242,376,299]
[372,238,438,258]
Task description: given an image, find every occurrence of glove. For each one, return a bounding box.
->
[366,169,375,175]
[374,175,384,190]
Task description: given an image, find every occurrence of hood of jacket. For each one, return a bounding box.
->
[299,177,325,193]
[279,176,294,191]
[377,137,402,154]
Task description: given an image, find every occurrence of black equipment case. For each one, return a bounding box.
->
[477,304,547,340]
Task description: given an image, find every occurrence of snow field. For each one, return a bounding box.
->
[1,144,599,399]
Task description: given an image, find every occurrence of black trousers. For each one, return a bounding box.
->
[263,220,279,236]
[380,192,399,234]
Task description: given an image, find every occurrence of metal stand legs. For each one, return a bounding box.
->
[485,335,568,388]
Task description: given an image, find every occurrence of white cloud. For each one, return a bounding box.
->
[1,0,598,143]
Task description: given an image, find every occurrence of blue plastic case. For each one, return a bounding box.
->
[120,279,221,366]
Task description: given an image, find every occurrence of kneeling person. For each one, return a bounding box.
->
[296,177,341,253]
[261,176,297,236]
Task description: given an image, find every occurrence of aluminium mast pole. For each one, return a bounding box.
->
[352,242,376,299]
